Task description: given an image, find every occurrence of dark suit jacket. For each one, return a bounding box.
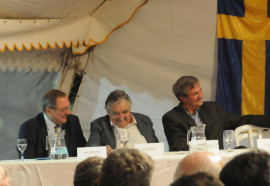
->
[18,113,86,158]
[162,102,270,151]
[86,112,159,148]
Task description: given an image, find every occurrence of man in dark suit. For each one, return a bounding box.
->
[18,89,86,159]
[86,90,158,150]
[162,76,270,151]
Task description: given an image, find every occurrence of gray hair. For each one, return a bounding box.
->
[104,90,132,112]
[172,76,199,101]
[42,89,67,112]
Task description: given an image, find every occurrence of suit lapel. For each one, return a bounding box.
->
[38,114,48,151]
[105,116,116,148]
[134,114,149,142]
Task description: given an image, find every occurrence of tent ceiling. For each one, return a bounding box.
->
[0,0,148,53]
[0,0,106,19]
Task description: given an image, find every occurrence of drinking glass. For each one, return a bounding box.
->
[119,129,129,148]
[17,138,27,160]
[223,130,234,152]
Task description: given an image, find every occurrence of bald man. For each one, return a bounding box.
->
[174,151,224,180]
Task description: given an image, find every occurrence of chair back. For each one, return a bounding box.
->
[234,125,269,149]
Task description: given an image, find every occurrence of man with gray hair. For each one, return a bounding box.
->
[162,75,270,151]
[99,148,154,186]
[86,90,158,150]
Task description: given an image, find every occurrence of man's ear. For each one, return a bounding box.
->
[46,107,52,115]
[179,96,185,102]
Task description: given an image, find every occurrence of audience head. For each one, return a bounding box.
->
[0,166,10,186]
[99,148,154,186]
[220,150,270,186]
[42,89,71,124]
[171,172,224,186]
[104,90,133,128]
[174,151,224,180]
[73,156,104,186]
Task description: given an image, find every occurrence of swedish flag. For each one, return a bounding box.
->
[216,0,270,115]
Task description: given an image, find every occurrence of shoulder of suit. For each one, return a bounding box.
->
[67,114,79,119]
[201,101,217,107]
[162,105,183,118]
[132,112,150,119]
[91,115,110,124]
[20,112,44,128]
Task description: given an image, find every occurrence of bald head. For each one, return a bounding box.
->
[174,151,224,180]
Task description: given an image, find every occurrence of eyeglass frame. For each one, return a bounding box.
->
[49,106,70,112]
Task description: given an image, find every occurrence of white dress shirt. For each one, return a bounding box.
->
[111,115,147,148]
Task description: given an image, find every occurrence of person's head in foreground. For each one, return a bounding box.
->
[219,150,270,186]
[99,148,154,186]
[73,156,104,186]
[171,172,224,186]
[0,166,10,186]
[174,151,224,180]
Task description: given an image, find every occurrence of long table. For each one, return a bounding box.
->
[0,149,251,186]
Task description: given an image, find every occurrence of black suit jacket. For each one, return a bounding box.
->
[18,113,86,158]
[86,112,159,148]
[162,102,270,151]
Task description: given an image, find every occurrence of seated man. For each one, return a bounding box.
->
[171,172,224,186]
[220,150,270,186]
[73,156,104,186]
[18,89,86,158]
[99,148,154,186]
[86,90,158,150]
[162,75,270,151]
[174,151,224,180]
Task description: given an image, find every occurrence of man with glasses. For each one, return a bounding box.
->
[18,89,86,159]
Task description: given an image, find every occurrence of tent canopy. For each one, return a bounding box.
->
[0,0,148,53]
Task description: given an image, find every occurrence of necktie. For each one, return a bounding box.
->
[54,124,61,133]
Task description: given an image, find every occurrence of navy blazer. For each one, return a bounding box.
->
[18,113,86,158]
[86,112,159,148]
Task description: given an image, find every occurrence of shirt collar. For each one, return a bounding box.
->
[43,112,56,128]
[180,102,200,114]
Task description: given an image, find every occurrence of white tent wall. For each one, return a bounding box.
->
[73,0,218,150]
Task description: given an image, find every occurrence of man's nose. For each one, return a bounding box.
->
[65,109,71,115]
[199,91,203,98]
[119,114,125,120]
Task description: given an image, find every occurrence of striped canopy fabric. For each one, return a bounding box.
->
[216,0,270,115]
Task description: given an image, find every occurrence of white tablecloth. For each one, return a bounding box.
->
[0,149,251,186]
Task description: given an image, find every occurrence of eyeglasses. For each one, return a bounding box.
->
[50,106,70,112]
